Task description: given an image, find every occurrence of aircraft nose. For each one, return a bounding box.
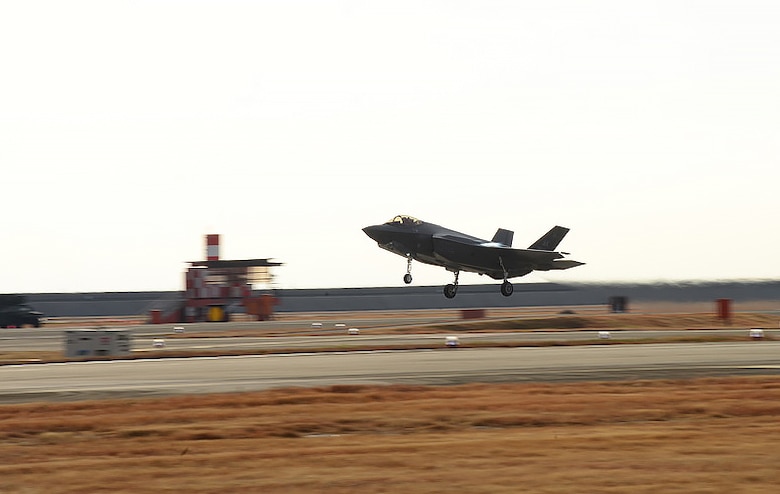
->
[362,225,382,242]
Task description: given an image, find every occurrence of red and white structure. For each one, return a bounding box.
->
[184,269,252,300]
[179,235,281,322]
[206,234,220,261]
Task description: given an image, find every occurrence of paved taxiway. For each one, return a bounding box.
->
[1,342,779,403]
[3,320,779,353]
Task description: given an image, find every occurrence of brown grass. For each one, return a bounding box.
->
[2,377,780,492]
[419,312,778,332]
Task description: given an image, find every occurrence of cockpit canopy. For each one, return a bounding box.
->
[385,215,422,227]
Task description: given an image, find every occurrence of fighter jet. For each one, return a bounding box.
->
[363,215,584,298]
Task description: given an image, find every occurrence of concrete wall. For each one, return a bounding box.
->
[22,291,182,318]
[19,280,780,317]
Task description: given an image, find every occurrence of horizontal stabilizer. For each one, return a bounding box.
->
[548,259,585,270]
[491,228,514,247]
[528,226,569,251]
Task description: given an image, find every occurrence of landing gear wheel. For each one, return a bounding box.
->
[403,273,413,284]
[500,281,514,297]
[444,284,458,299]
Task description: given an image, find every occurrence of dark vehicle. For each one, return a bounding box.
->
[0,295,44,328]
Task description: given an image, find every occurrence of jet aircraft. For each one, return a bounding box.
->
[363,215,584,298]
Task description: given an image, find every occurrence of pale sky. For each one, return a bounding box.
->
[1,1,778,293]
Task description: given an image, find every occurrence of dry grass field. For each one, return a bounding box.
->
[2,310,779,492]
[406,312,778,333]
[2,377,780,493]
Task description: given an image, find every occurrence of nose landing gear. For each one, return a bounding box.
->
[403,255,413,284]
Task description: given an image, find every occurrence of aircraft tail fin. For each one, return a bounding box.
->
[528,226,570,251]
[491,228,514,247]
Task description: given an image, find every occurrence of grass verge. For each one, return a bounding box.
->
[1,377,780,493]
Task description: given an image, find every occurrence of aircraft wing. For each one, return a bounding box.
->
[432,235,584,279]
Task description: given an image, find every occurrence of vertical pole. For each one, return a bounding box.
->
[716,298,732,323]
[206,234,220,261]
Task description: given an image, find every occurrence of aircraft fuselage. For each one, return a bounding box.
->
[363,215,583,298]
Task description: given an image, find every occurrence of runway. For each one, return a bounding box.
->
[1,342,779,403]
[5,328,779,353]
[3,312,778,353]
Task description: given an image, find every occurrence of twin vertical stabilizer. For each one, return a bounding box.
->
[527,226,570,251]
[491,228,514,247]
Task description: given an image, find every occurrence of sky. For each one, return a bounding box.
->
[1,1,778,293]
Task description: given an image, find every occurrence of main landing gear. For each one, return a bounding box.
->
[499,256,513,297]
[443,271,459,299]
[403,255,514,299]
[500,280,513,297]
